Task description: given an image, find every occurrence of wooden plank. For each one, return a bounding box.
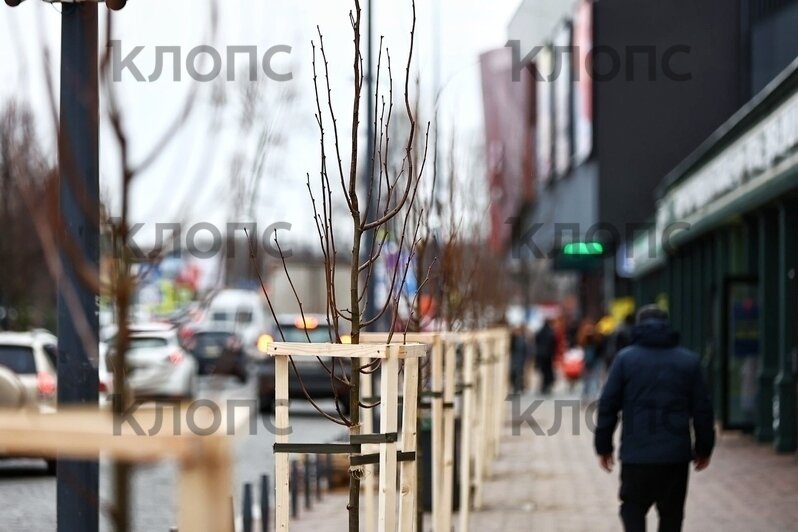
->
[268,342,427,360]
[378,347,400,532]
[275,356,290,532]
[440,342,457,532]
[179,436,232,532]
[0,407,220,463]
[269,342,387,359]
[360,332,438,344]
[430,335,444,531]
[398,356,419,532]
[472,339,490,510]
[458,340,476,532]
[362,358,377,532]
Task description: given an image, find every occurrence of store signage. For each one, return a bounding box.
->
[659,89,798,226]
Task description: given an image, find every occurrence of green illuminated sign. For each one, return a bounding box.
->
[562,242,604,256]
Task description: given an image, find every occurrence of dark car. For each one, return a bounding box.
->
[183,327,248,383]
[255,314,351,414]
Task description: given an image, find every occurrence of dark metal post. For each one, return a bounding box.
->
[290,460,299,519]
[242,483,253,532]
[314,456,322,502]
[325,454,333,489]
[303,457,312,511]
[57,3,100,532]
[260,475,270,532]
[363,0,379,325]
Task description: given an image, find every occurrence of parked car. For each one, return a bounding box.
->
[0,330,59,473]
[105,323,197,401]
[182,326,248,382]
[255,314,350,414]
[0,330,58,409]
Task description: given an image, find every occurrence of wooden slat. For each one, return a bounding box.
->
[362,358,377,532]
[378,347,400,532]
[179,436,232,532]
[269,342,387,359]
[360,332,438,344]
[275,356,290,531]
[458,340,476,532]
[0,406,220,463]
[440,342,457,532]
[269,342,428,360]
[398,356,419,532]
[430,335,444,531]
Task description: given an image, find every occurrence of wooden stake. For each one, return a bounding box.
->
[430,335,444,530]
[440,341,457,532]
[378,348,400,532]
[398,356,420,532]
[458,339,476,532]
[362,358,376,532]
[275,356,290,531]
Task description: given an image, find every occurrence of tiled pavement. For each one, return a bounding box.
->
[288,388,798,532]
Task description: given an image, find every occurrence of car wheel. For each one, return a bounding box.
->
[184,374,198,400]
[259,396,275,414]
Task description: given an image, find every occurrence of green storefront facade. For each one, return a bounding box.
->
[628,60,798,453]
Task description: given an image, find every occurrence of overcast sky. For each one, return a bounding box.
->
[0,0,521,248]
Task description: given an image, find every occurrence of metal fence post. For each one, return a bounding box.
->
[290,460,299,519]
[303,456,312,511]
[242,483,253,532]
[260,475,270,532]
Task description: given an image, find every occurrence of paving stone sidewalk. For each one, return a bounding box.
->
[291,389,798,532]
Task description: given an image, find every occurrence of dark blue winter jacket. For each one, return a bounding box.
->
[594,319,715,464]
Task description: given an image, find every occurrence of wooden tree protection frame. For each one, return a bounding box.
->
[359,329,510,532]
[459,328,510,530]
[268,342,427,532]
[0,406,233,532]
[360,331,442,532]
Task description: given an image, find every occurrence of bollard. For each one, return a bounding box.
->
[261,475,270,532]
[242,483,253,532]
[315,455,322,502]
[303,456,312,511]
[325,454,333,490]
[290,460,299,519]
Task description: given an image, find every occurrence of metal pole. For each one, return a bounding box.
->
[303,456,312,511]
[290,460,299,519]
[242,483,254,532]
[57,3,100,532]
[315,456,322,502]
[260,475,270,532]
[363,0,378,326]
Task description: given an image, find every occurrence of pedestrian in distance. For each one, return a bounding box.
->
[534,318,557,395]
[509,324,530,395]
[594,305,715,532]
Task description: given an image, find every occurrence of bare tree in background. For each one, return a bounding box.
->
[0,102,56,331]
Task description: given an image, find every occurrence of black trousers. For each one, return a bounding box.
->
[619,462,689,532]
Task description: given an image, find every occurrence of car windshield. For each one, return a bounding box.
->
[280,325,334,343]
[0,345,37,374]
[128,337,169,350]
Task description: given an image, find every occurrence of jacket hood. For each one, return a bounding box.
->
[632,319,679,348]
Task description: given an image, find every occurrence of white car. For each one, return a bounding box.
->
[0,330,59,474]
[105,324,197,401]
[0,330,58,410]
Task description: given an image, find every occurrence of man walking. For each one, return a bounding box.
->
[594,305,715,532]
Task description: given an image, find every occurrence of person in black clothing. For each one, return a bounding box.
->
[535,319,556,395]
[594,305,715,532]
[509,325,529,395]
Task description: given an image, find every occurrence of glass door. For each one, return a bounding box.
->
[722,277,760,430]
